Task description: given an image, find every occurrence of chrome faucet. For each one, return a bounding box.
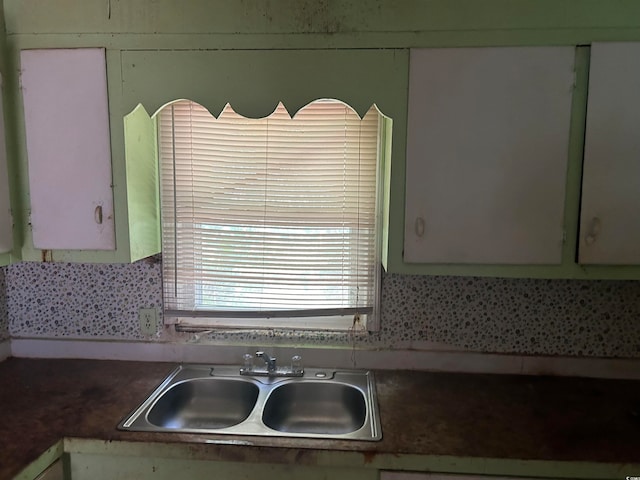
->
[256,351,277,373]
[239,350,304,377]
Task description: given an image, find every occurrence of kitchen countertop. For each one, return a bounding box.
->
[1,357,640,479]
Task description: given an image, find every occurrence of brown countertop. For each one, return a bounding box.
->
[1,357,640,479]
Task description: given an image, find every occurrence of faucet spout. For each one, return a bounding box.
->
[255,351,277,373]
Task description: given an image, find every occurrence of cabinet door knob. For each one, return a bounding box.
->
[94,205,103,225]
[415,217,426,237]
[585,217,601,245]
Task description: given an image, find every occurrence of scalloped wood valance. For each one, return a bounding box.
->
[119,49,408,120]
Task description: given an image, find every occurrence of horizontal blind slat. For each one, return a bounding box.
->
[160,100,379,316]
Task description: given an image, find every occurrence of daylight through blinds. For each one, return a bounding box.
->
[159,100,380,324]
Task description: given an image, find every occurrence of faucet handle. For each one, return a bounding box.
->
[242,353,254,372]
[291,355,303,374]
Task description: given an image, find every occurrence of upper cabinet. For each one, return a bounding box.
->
[18,48,160,262]
[579,42,640,265]
[398,43,640,278]
[404,47,575,265]
[21,48,115,251]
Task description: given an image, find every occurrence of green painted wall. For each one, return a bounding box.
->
[0,1,20,266]
[3,0,640,276]
[6,0,640,40]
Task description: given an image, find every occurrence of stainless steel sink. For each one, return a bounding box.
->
[147,378,260,429]
[262,382,367,435]
[119,364,382,441]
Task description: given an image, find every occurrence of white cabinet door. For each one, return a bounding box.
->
[21,48,115,250]
[0,73,11,254]
[579,42,640,265]
[404,47,574,264]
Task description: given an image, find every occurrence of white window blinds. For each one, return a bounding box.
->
[159,99,381,330]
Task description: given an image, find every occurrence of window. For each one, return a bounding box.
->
[159,99,386,331]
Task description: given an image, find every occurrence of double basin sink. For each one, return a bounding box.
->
[119,364,382,441]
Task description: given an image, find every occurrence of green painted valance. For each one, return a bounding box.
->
[120,49,408,120]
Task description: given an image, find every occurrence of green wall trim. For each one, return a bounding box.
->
[6,0,640,36]
[9,29,640,51]
[0,251,15,266]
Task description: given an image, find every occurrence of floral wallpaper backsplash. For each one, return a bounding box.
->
[5,259,640,358]
[7,259,162,340]
[0,266,8,341]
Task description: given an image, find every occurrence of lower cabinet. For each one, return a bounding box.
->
[68,453,376,480]
[23,447,633,480]
[381,474,558,480]
[14,429,639,480]
[33,459,63,480]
